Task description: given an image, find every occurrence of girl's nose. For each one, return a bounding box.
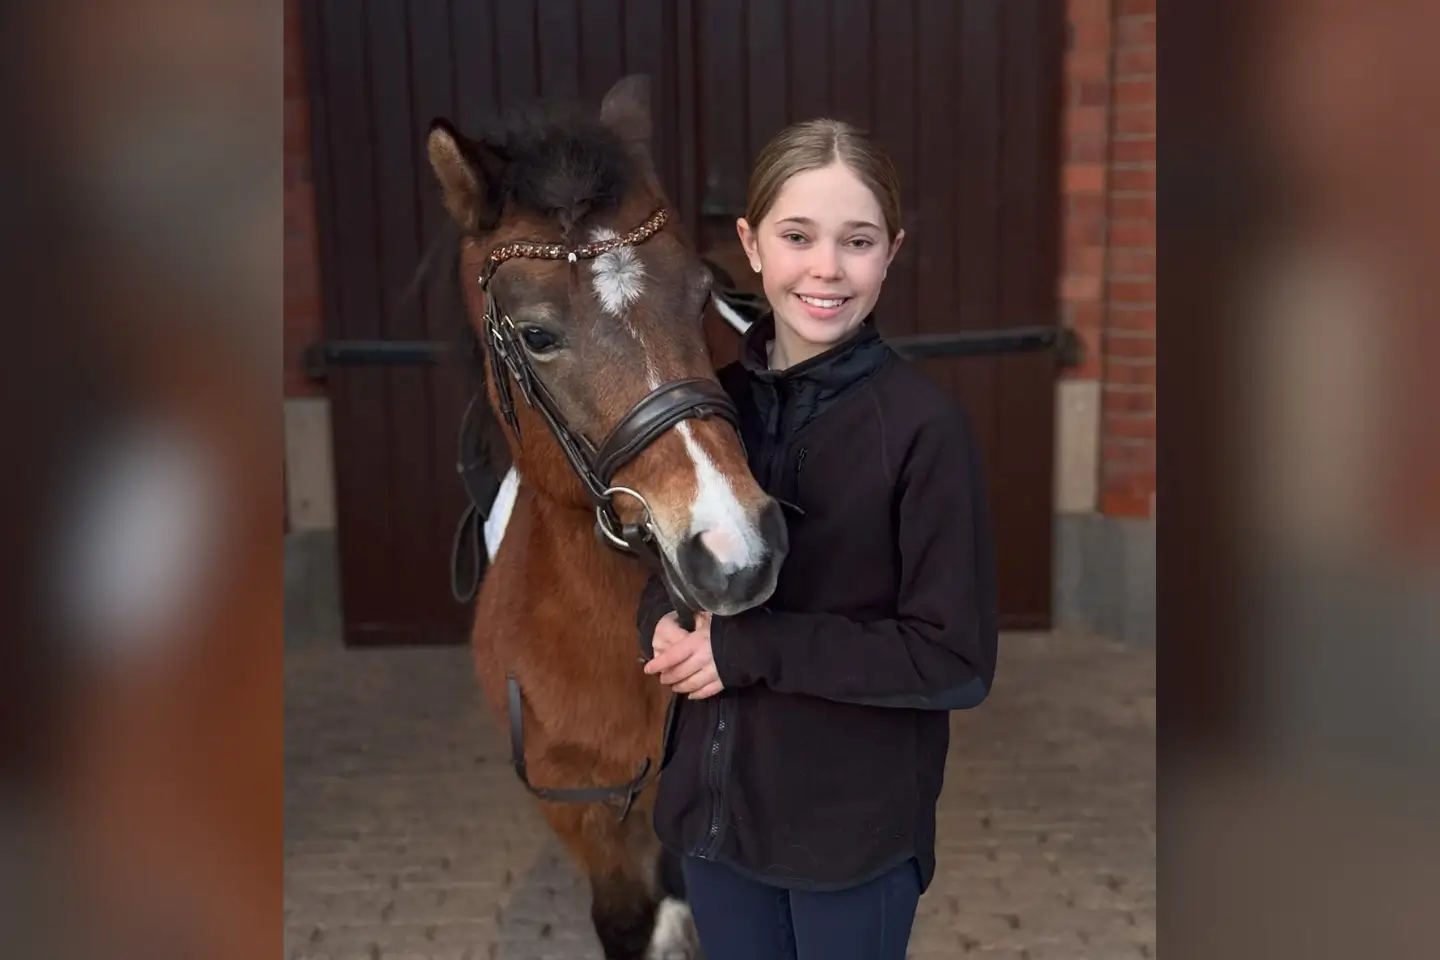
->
[809,243,842,280]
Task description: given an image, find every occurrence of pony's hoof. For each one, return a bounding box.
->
[647,897,702,959]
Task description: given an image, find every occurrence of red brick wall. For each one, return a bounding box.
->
[285,0,323,399]
[1061,0,1156,519]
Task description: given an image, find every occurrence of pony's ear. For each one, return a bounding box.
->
[599,74,652,148]
[427,118,506,232]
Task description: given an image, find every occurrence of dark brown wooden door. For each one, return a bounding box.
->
[300,0,1061,644]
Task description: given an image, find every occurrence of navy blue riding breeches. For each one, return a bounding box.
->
[680,855,922,960]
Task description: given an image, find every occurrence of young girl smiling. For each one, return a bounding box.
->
[638,118,999,960]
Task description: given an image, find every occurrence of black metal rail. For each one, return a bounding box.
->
[305,325,1082,379]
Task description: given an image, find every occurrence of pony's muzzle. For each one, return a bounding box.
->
[674,499,788,616]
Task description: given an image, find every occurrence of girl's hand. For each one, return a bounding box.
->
[650,610,687,657]
[644,612,724,699]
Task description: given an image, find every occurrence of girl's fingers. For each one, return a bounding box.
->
[658,650,708,686]
[645,636,695,674]
[672,665,718,694]
[687,678,725,700]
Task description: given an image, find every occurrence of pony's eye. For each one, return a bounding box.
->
[520,326,560,354]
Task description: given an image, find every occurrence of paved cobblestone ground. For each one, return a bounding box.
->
[285,632,1154,959]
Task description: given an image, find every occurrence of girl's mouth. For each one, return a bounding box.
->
[794,293,850,318]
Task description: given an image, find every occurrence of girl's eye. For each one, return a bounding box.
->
[520,326,560,354]
[849,237,875,249]
[782,232,808,244]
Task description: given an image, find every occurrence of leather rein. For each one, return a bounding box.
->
[472,205,736,820]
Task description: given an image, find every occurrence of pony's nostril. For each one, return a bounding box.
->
[678,532,726,596]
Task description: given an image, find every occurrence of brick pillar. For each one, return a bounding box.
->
[1060,0,1113,385]
[1059,0,1156,520]
[1099,0,1156,518]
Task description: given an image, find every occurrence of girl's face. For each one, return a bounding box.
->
[738,162,905,356]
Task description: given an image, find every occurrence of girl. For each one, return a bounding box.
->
[637,118,998,959]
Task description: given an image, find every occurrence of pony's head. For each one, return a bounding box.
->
[427,76,785,616]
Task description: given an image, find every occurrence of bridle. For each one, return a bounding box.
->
[474,204,739,819]
[478,206,739,595]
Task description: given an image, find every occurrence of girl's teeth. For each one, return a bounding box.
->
[800,295,844,308]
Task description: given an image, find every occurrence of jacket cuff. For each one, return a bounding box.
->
[635,575,676,660]
[711,610,769,689]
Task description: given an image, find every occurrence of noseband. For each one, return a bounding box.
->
[477,205,740,586]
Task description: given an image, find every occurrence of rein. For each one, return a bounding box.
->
[463,205,732,820]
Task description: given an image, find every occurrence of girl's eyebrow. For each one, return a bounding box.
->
[775,216,883,231]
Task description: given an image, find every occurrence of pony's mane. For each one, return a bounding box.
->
[481,100,637,236]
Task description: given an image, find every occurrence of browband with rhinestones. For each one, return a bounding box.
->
[482,207,668,286]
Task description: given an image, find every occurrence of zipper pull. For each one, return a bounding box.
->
[795,447,808,473]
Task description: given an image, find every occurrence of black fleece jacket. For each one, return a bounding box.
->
[636,314,999,893]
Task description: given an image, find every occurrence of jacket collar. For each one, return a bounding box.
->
[738,313,890,389]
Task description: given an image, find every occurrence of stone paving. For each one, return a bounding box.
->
[284,631,1155,959]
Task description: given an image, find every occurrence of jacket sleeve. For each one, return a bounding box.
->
[710,408,999,710]
[635,572,676,661]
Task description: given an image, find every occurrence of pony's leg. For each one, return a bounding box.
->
[647,845,700,960]
[540,802,700,960]
[590,865,660,960]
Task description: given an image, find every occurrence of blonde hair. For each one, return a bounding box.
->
[744,118,903,239]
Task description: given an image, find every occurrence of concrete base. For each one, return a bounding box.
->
[284,530,341,649]
[1056,511,1156,646]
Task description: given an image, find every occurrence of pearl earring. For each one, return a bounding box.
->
[752,262,761,273]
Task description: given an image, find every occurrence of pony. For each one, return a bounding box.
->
[425,75,788,959]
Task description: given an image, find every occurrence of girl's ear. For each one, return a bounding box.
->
[886,228,907,266]
[736,218,760,269]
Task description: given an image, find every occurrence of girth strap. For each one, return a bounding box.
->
[508,672,666,822]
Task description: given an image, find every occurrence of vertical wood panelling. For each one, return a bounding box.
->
[829,0,873,132]
[915,0,959,360]
[537,0,581,100]
[317,0,395,638]
[993,0,1063,625]
[450,0,497,134]
[868,0,919,335]
[786,0,831,122]
[493,0,538,105]
[746,0,787,179]
[580,0,624,105]
[699,0,748,242]
[954,0,1002,546]
[409,0,471,621]
[672,0,700,231]
[303,0,1064,640]
[368,0,434,625]
[621,0,680,217]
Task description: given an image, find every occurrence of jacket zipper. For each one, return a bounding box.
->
[795,447,808,473]
[699,698,731,857]
[700,382,785,859]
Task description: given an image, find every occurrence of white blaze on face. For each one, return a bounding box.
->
[588,227,647,322]
[676,423,763,573]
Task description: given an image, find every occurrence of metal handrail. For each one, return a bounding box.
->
[304,325,1082,379]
